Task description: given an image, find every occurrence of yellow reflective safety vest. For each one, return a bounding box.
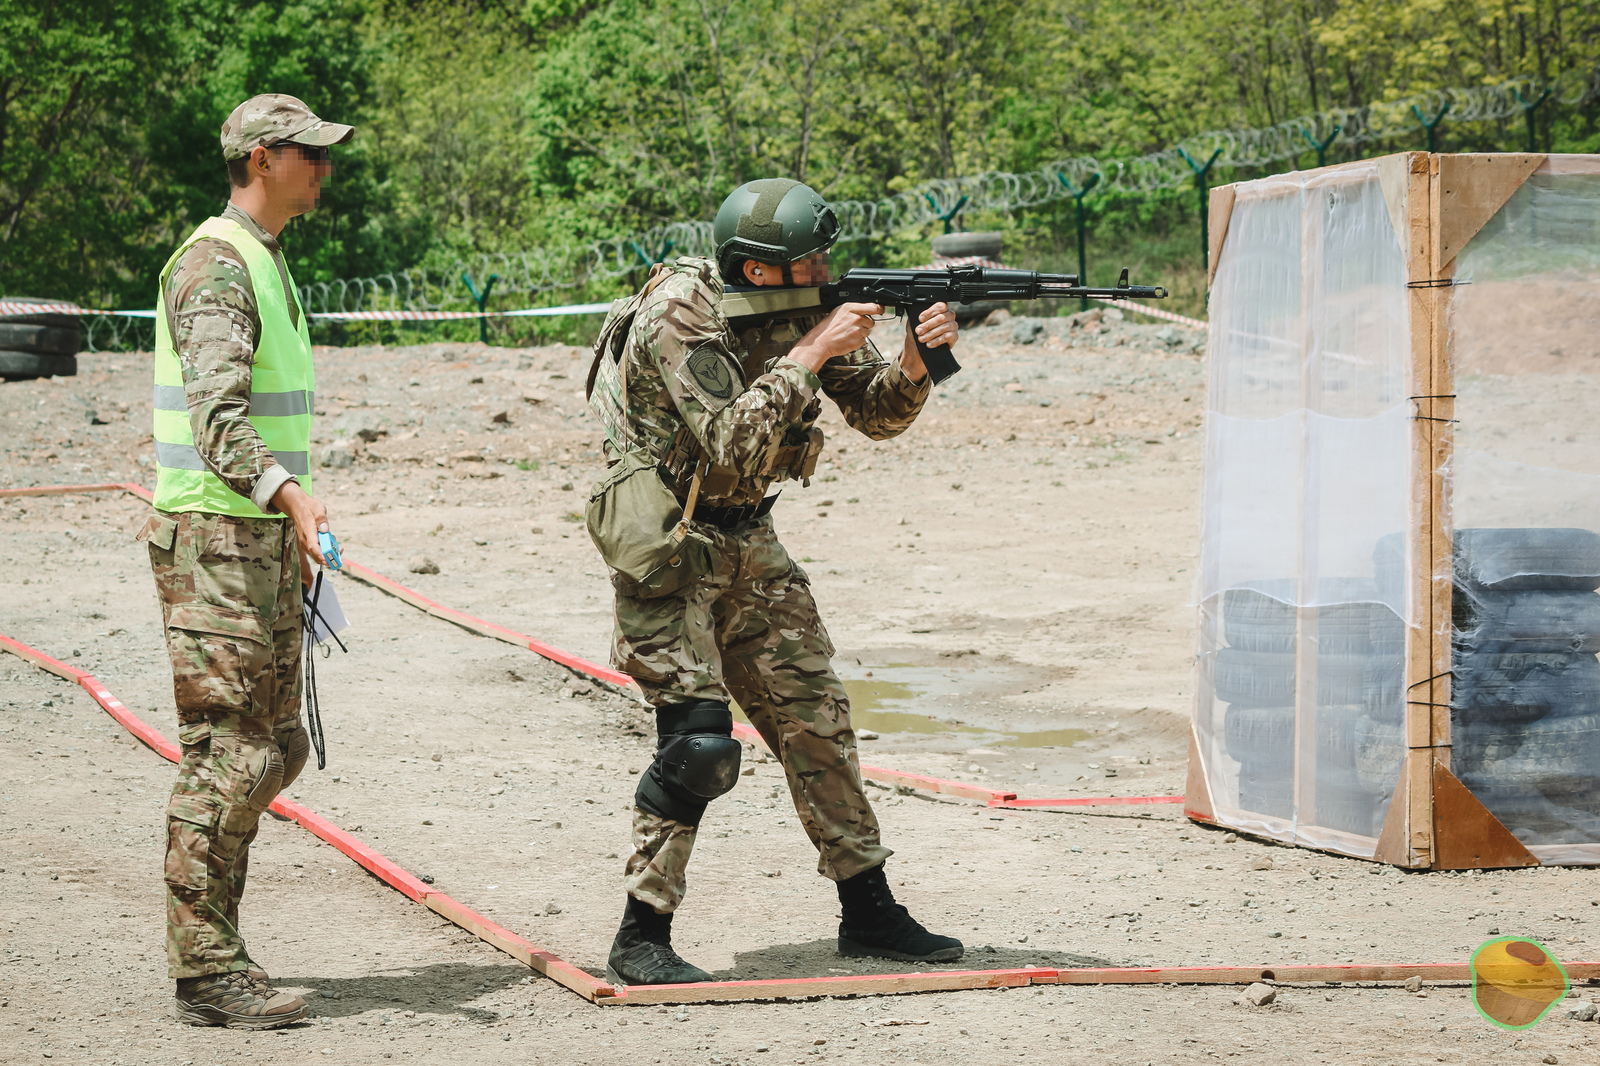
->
[151,215,315,516]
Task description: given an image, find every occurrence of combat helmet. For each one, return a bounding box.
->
[713,179,840,280]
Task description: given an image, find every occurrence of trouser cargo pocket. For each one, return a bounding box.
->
[163,799,218,892]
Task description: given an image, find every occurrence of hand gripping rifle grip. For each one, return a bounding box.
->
[909,302,962,386]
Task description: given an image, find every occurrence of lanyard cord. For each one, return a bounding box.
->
[302,572,345,770]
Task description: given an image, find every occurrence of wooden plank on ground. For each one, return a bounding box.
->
[340,560,635,689]
[602,967,1045,1006]
[271,798,432,902]
[599,959,1600,1005]
[0,482,133,498]
[422,893,617,1000]
[993,796,1183,809]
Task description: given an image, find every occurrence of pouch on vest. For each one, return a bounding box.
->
[585,450,713,598]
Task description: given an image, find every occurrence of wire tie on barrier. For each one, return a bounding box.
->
[1405,278,1469,289]
[1406,671,1455,690]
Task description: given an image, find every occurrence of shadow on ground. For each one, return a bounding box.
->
[277,961,530,1020]
[578,939,1115,982]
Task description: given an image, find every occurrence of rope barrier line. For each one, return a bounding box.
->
[0,629,617,1002]
[1,481,1182,810]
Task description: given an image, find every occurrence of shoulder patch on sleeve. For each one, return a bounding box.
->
[676,346,740,412]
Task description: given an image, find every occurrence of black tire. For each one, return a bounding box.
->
[1238,765,1294,818]
[1467,792,1600,845]
[1315,704,1365,767]
[1363,659,1406,721]
[1455,528,1600,592]
[1452,713,1600,796]
[0,295,83,330]
[1370,608,1406,657]
[1214,650,1295,705]
[0,350,76,380]
[931,231,1004,259]
[1314,782,1383,836]
[1454,589,1600,653]
[1221,588,1295,653]
[1212,649,1372,706]
[0,322,80,356]
[1223,704,1295,763]
[1451,651,1600,724]
[1354,715,1406,795]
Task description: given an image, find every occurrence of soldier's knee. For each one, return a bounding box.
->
[278,725,310,790]
[636,700,742,826]
[214,736,285,834]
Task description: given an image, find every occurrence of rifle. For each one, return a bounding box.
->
[720,265,1169,386]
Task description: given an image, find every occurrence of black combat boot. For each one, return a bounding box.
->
[836,863,964,963]
[605,896,714,986]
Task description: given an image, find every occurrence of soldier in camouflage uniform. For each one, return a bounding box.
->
[587,179,964,985]
[138,95,352,1029]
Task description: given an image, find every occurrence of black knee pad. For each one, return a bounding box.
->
[635,700,742,826]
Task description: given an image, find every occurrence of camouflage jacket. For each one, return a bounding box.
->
[163,203,303,513]
[594,257,931,508]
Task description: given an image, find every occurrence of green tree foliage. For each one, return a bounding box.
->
[2,0,1596,315]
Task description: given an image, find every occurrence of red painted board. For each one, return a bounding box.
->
[991,795,1186,809]
[271,798,432,903]
[0,482,132,498]
[0,634,89,682]
[422,893,617,999]
[122,483,154,502]
[341,561,635,689]
[76,674,181,762]
[604,966,1050,1005]
[859,766,1016,803]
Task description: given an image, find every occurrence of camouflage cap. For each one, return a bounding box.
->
[220,94,355,160]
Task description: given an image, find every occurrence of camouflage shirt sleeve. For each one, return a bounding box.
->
[635,269,822,476]
[165,237,295,511]
[817,332,932,440]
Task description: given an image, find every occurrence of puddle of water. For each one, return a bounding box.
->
[994,726,1092,749]
[839,671,1091,749]
[734,667,1090,748]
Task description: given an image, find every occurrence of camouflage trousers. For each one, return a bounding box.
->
[612,515,891,913]
[138,511,309,979]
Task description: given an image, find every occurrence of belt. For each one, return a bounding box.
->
[692,492,780,531]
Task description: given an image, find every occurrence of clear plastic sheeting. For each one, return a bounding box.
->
[1446,164,1600,861]
[1197,160,1410,855]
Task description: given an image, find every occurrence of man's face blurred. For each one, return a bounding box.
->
[258,142,334,218]
[744,252,831,287]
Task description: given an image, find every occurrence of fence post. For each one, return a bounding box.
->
[1409,101,1451,153]
[1178,147,1223,273]
[923,193,969,234]
[1057,171,1101,310]
[1301,124,1341,168]
[461,271,499,346]
[1516,86,1553,152]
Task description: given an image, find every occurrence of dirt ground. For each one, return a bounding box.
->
[2,312,1598,1065]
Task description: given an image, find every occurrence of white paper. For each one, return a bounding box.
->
[302,573,351,646]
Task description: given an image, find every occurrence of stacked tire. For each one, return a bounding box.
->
[1213,582,1406,833]
[0,297,82,380]
[1448,528,1600,845]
